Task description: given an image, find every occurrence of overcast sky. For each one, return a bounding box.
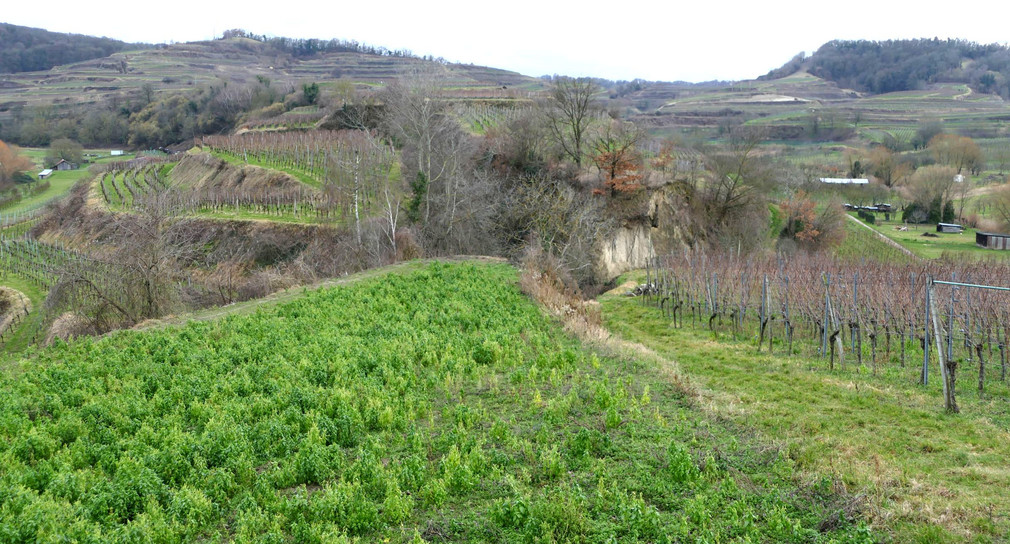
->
[5,1,1009,82]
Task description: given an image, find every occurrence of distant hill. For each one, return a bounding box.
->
[761,39,1010,98]
[0,23,145,74]
[0,31,540,147]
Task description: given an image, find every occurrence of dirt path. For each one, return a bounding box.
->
[846,214,919,260]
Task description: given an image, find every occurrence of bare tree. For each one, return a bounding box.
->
[381,71,466,226]
[929,134,983,175]
[666,128,773,251]
[994,140,1010,175]
[326,130,395,247]
[112,191,184,319]
[990,183,1010,230]
[496,174,611,284]
[0,140,34,184]
[907,164,958,214]
[542,77,600,169]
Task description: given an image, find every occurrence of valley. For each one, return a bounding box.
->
[3,24,1010,541]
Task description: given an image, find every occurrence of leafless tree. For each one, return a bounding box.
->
[907,164,958,213]
[666,128,774,251]
[381,71,463,224]
[495,174,611,284]
[542,77,600,169]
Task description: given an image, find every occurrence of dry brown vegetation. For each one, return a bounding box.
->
[519,245,607,342]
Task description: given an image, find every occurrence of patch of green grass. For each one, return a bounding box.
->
[0,273,46,353]
[3,170,87,215]
[601,290,1010,541]
[5,151,137,215]
[835,218,914,263]
[208,149,323,188]
[852,213,1010,260]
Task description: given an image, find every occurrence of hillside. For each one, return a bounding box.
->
[0,23,143,74]
[0,35,537,118]
[762,39,1010,97]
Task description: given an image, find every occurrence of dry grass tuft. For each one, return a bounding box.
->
[518,246,608,342]
[0,287,31,334]
[45,312,93,346]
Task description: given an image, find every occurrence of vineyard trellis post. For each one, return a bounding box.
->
[947,273,956,364]
[821,273,831,359]
[923,280,932,386]
[927,278,954,412]
[930,278,1010,413]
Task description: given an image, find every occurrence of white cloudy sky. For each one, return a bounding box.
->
[4,0,1008,82]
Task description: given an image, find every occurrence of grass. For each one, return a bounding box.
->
[0,261,878,541]
[851,213,1010,260]
[4,151,137,216]
[7,170,89,214]
[835,218,915,263]
[0,273,45,352]
[601,287,1010,542]
[207,149,323,188]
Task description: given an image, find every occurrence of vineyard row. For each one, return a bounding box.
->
[643,251,1010,397]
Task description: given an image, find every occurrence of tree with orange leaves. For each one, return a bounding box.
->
[592,121,643,197]
[651,139,677,176]
[779,190,820,243]
[0,140,35,184]
[779,190,847,250]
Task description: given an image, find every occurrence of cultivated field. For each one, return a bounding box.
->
[0,262,878,542]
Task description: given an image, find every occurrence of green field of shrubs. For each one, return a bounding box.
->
[0,262,875,542]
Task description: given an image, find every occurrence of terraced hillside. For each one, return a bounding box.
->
[0,37,539,123]
[629,72,1010,143]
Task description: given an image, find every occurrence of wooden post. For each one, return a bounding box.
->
[929,278,958,413]
[923,281,931,386]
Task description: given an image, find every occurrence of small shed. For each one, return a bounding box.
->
[937,223,964,234]
[37,169,53,180]
[977,232,1010,250]
[110,150,124,156]
[53,159,76,171]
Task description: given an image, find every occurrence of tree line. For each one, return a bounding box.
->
[764,39,1010,98]
[0,23,142,74]
[219,28,442,62]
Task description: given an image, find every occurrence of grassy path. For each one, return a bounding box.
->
[0,274,46,352]
[846,214,919,260]
[601,288,1010,542]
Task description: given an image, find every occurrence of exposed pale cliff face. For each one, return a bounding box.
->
[597,223,655,281]
[592,186,694,282]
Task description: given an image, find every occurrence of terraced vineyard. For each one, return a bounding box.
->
[0,262,875,542]
[453,102,531,134]
[99,162,172,209]
[0,238,127,347]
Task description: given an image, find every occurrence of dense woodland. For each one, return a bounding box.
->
[0,23,140,74]
[763,38,1010,97]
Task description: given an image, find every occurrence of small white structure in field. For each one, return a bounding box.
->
[954,174,965,183]
[37,169,53,180]
[819,178,869,185]
[110,150,124,156]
